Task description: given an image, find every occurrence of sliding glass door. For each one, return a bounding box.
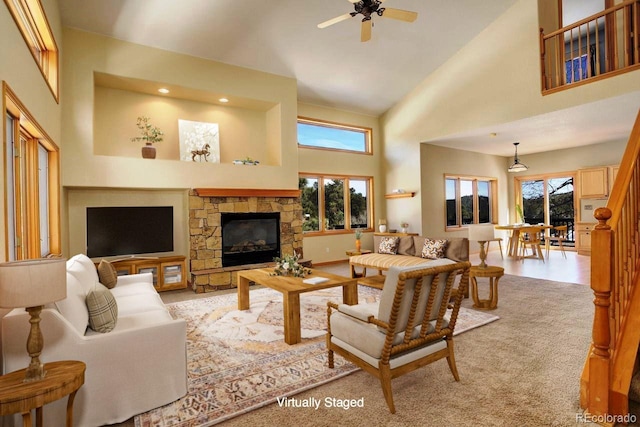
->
[516,173,576,248]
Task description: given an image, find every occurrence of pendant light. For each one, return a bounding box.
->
[508,142,528,173]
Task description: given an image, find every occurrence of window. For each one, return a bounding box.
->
[297,117,372,154]
[515,173,576,247]
[4,82,60,260]
[4,0,59,102]
[445,175,497,229]
[299,174,372,234]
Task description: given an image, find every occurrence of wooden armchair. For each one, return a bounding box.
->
[326,260,471,413]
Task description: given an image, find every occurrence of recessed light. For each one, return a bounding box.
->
[219,98,229,103]
[158,88,170,94]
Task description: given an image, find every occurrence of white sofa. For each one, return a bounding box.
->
[0,254,187,427]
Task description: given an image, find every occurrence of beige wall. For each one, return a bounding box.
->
[61,28,298,191]
[0,0,62,261]
[93,86,271,163]
[61,28,300,256]
[420,144,510,253]
[66,189,189,259]
[381,0,640,240]
[297,103,383,263]
[419,140,627,255]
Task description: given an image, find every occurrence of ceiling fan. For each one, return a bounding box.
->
[317,0,418,42]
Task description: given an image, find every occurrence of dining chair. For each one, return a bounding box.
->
[546,225,568,258]
[485,237,504,259]
[518,227,545,262]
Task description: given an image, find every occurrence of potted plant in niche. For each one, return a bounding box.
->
[131,116,163,159]
[354,228,363,252]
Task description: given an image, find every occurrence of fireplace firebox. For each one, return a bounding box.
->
[221,212,281,267]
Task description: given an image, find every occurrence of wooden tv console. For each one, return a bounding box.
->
[96,255,187,292]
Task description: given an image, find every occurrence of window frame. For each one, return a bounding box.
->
[297,117,373,155]
[514,171,577,227]
[4,82,61,260]
[444,174,498,230]
[4,0,59,102]
[299,173,374,236]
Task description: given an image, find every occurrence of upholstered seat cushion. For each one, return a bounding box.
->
[349,253,437,270]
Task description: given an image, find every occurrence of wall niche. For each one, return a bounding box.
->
[92,72,281,166]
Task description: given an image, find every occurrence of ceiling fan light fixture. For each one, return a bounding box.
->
[508,142,528,173]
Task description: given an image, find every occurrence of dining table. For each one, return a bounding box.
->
[494,224,553,258]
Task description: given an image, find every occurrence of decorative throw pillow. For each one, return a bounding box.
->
[86,283,118,333]
[378,236,400,255]
[97,259,118,289]
[421,238,448,259]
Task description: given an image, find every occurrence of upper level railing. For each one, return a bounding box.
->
[580,109,640,418]
[540,0,640,93]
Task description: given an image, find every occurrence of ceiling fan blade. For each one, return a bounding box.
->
[317,13,353,29]
[361,20,372,42]
[381,8,418,22]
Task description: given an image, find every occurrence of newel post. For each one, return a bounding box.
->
[588,207,613,416]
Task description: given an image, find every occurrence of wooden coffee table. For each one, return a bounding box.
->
[237,268,358,344]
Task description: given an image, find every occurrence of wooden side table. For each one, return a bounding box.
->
[470,265,504,310]
[0,360,86,427]
[345,249,372,257]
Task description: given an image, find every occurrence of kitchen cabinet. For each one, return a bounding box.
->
[578,167,609,198]
[577,165,620,199]
[576,223,594,255]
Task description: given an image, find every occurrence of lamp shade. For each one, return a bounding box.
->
[468,224,495,242]
[0,258,66,308]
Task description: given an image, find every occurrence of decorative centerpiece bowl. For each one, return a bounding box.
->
[271,254,311,278]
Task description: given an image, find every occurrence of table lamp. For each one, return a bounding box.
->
[0,258,66,382]
[468,224,495,268]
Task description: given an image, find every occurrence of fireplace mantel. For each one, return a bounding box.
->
[193,188,300,198]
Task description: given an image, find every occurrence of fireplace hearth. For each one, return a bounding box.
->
[221,212,280,267]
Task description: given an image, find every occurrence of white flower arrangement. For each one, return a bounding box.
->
[271,254,311,278]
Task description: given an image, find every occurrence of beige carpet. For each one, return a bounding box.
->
[133,285,498,426]
[210,274,596,427]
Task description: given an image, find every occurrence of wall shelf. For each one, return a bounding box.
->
[385,192,415,199]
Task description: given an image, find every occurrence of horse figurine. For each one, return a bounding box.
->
[191,143,211,162]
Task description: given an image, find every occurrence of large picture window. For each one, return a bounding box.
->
[4,83,60,260]
[297,117,372,154]
[445,175,497,229]
[299,174,372,234]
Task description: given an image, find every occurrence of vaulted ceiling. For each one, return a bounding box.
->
[59,0,640,156]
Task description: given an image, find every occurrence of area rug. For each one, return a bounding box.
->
[134,286,499,427]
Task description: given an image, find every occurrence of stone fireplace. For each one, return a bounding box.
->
[221,212,281,267]
[188,189,303,292]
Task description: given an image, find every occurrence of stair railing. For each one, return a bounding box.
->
[540,0,640,93]
[581,109,640,418]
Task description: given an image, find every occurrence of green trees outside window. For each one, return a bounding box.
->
[299,176,371,234]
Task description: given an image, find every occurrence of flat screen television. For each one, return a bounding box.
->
[86,206,174,258]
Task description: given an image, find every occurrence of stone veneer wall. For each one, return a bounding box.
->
[188,190,303,292]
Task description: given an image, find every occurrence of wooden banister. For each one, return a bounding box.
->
[540,0,640,93]
[581,109,640,418]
